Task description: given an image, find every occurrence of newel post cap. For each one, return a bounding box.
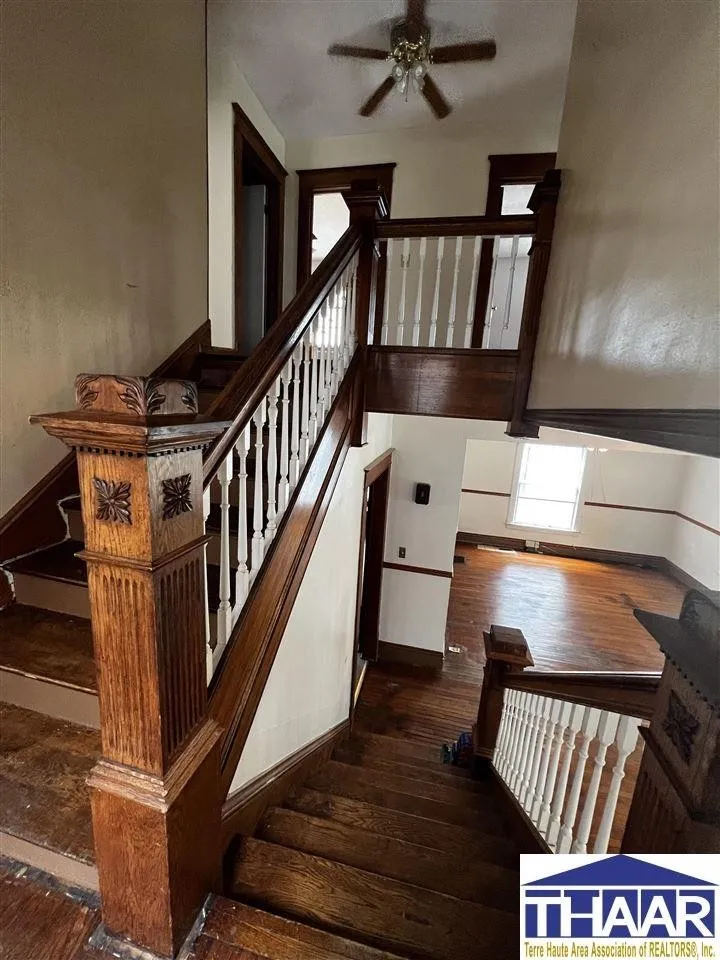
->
[483,624,535,669]
[344,178,390,223]
[30,373,231,455]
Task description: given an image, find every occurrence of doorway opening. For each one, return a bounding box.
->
[233,103,287,355]
[352,449,393,707]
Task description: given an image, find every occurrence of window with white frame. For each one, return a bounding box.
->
[508,443,587,532]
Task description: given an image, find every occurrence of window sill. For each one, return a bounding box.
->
[505,522,581,537]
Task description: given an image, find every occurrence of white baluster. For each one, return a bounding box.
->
[381,240,394,346]
[233,425,250,622]
[278,362,291,515]
[445,236,463,347]
[289,346,301,489]
[592,715,642,854]
[501,235,520,343]
[396,237,410,346]
[265,377,279,543]
[483,237,500,348]
[411,237,427,346]
[524,697,554,815]
[329,282,340,400]
[321,292,333,417]
[530,698,562,824]
[345,268,356,362]
[336,272,348,379]
[518,695,542,808]
[572,711,620,853]
[494,690,512,771]
[215,451,233,657]
[509,692,533,794]
[463,235,482,348]
[537,700,572,835]
[547,703,585,849]
[203,487,213,681]
[300,336,311,466]
[309,315,320,445]
[557,707,601,853]
[498,689,519,779]
[504,690,526,787]
[250,399,266,575]
[429,237,445,348]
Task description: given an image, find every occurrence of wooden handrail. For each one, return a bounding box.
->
[376,214,537,239]
[203,223,362,481]
[503,670,662,721]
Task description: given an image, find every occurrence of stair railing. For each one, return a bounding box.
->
[474,625,661,854]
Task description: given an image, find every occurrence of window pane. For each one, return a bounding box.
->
[501,183,535,215]
[513,498,576,530]
[510,443,586,531]
[311,192,350,273]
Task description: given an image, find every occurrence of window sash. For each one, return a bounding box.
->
[509,444,587,532]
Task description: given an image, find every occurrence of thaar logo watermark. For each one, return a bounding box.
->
[521,854,719,958]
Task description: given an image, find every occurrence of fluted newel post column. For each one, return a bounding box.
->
[507,168,562,436]
[473,625,534,772]
[344,178,388,447]
[32,375,230,959]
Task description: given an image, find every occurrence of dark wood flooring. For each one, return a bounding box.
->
[0,605,96,691]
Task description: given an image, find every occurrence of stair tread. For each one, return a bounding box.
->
[7,540,87,587]
[231,836,517,960]
[259,806,518,911]
[347,731,458,768]
[285,788,518,869]
[0,604,96,692]
[305,761,505,830]
[334,745,479,789]
[200,898,406,960]
[0,702,96,863]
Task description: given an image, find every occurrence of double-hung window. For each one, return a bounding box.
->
[508,443,587,533]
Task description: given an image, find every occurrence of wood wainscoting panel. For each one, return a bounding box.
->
[366,347,518,420]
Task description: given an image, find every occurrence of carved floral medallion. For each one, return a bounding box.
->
[76,375,100,409]
[161,474,193,520]
[93,478,132,525]
[662,690,699,764]
[116,376,167,415]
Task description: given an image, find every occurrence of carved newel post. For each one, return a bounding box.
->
[32,375,229,958]
[473,625,534,770]
[622,590,720,853]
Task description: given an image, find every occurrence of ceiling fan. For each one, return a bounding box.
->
[328,0,497,120]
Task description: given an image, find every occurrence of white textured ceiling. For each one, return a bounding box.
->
[211,0,578,140]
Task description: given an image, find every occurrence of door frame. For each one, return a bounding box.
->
[233,103,288,351]
[350,448,393,711]
[296,163,396,289]
[471,152,556,347]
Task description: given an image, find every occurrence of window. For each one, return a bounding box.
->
[509,444,587,532]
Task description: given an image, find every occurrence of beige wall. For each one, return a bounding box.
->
[207,0,287,348]
[529,0,720,409]
[1,0,207,515]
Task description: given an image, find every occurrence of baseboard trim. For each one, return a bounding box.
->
[378,640,444,670]
[221,719,350,843]
[456,531,526,551]
[0,831,99,892]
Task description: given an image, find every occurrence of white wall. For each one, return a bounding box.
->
[1,0,207,515]
[530,0,720,409]
[230,412,392,791]
[669,455,720,591]
[207,0,287,347]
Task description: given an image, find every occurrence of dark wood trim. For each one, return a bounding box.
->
[377,640,444,670]
[456,531,525,551]
[209,355,360,795]
[461,489,511,498]
[376,214,536,240]
[660,558,717,601]
[366,347,518,421]
[0,320,212,567]
[296,163,395,288]
[456,531,664,570]
[584,500,675,516]
[233,103,287,352]
[363,448,394,485]
[484,766,550,853]
[524,408,720,458]
[221,719,349,844]
[503,670,661,721]
[382,561,452,580]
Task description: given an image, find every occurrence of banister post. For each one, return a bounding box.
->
[622,590,720,853]
[507,168,562,437]
[473,625,534,772]
[344,178,389,447]
[32,376,229,958]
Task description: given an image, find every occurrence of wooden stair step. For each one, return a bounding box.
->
[0,702,97,864]
[199,897,406,960]
[334,745,480,790]
[347,731,456,768]
[259,806,518,912]
[231,837,518,960]
[305,761,503,829]
[0,604,96,693]
[6,540,87,587]
[285,789,518,869]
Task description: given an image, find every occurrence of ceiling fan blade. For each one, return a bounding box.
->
[328,43,389,61]
[431,40,497,64]
[407,0,427,23]
[359,76,396,117]
[421,74,451,119]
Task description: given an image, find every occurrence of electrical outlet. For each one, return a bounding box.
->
[398,547,406,559]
